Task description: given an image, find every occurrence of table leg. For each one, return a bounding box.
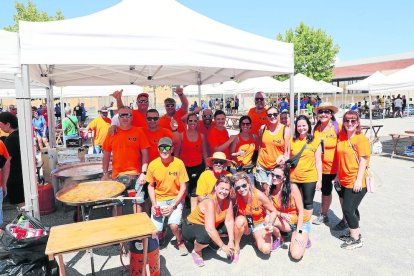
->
[142,238,149,276]
[80,205,95,275]
[391,135,400,158]
[89,249,95,275]
[58,255,66,276]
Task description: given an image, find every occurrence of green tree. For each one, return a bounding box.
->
[276,22,339,82]
[4,0,64,32]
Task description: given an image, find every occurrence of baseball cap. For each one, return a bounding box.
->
[137,92,149,98]
[158,137,173,147]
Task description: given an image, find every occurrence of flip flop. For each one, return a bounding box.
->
[191,250,205,267]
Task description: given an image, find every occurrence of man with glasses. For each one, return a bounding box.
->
[87,107,111,154]
[198,109,215,137]
[159,87,189,133]
[248,91,268,136]
[111,90,149,128]
[102,106,149,213]
[146,137,189,255]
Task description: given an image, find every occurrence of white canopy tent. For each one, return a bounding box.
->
[238,76,284,94]
[281,73,325,93]
[318,80,343,93]
[347,71,386,92]
[370,65,414,93]
[17,0,294,219]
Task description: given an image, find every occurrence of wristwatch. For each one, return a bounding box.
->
[298,229,303,234]
[142,171,147,175]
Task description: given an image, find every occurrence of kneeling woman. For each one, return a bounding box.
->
[233,172,277,262]
[182,175,235,267]
[270,165,310,260]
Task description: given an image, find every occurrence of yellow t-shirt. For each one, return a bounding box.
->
[196,170,232,197]
[87,116,111,146]
[314,123,341,174]
[257,126,286,169]
[289,137,320,183]
[146,157,189,201]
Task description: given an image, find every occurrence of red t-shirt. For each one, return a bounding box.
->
[159,108,186,133]
[132,110,148,128]
[207,127,230,159]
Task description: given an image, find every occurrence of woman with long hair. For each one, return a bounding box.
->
[256,107,290,196]
[334,110,370,249]
[269,165,310,260]
[229,115,257,184]
[182,175,235,267]
[233,172,277,263]
[177,113,208,210]
[288,115,322,246]
[312,102,341,225]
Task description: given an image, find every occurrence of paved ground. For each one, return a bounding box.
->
[3,116,414,275]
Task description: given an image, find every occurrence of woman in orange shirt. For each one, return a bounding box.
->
[182,175,235,267]
[177,113,208,210]
[233,172,277,263]
[312,102,341,225]
[229,116,257,184]
[269,165,310,260]
[335,111,369,250]
[288,115,322,243]
[256,107,290,196]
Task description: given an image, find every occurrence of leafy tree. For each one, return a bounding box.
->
[276,22,339,82]
[4,0,64,32]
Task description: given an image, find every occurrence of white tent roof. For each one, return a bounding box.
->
[281,73,324,93]
[19,0,294,87]
[346,71,386,91]
[238,76,284,93]
[318,80,342,93]
[370,65,414,92]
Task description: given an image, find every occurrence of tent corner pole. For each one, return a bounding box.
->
[289,74,295,136]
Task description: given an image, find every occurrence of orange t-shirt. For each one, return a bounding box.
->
[336,132,370,189]
[207,127,230,159]
[187,195,229,227]
[102,127,149,178]
[314,123,341,174]
[141,127,173,162]
[87,116,111,146]
[272,192,310,224]
[247,107,268,136]
[237,188,266,225]
[132,110,148,128]
[146,157,189,201]
[197,120,215,137]
[180,131,203,167]
[289,137,320,183]
[159,108,186,133]
[233,134,255,166]
[257,126,286,169]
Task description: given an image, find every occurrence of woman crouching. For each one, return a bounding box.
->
[270,165,310,261]
[182,175,235,267]
[233,172,277,262]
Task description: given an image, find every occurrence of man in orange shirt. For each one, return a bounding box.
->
[87,107,112,154]
[197,108,215,136]
[111,89,149,128]
[159,87,189,133]
[102,106,149,213]
[248,91,268,136]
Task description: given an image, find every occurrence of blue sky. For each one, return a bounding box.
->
[1,0,413,62]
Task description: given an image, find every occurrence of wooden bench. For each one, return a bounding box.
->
[388,133,414,159]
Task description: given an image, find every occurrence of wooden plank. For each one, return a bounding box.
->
[45,213,157,257]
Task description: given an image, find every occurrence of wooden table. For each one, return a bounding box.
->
[361,125,383,139]
[45,213,157,276]
[225,115,242,129]
[388,133,414,159]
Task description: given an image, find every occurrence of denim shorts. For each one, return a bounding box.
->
[250,222,266,234]
[289,221,311,234]
[151,199,183,232]
[255,164,272,186]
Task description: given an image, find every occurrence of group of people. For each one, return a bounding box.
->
[352,94,408,118]
[209,97,239,115]
[96,88,370,266]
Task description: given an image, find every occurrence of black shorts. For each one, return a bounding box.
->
[182,220,227,245]
[186,163,205,197]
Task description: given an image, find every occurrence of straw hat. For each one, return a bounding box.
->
[206,152,231,167]
[314,102,338,114]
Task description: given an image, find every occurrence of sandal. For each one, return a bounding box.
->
[191,250,205,267]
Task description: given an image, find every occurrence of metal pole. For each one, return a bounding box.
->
[46,86,56,148]
[289,74,295,136]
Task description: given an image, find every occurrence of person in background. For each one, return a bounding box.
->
[146,137,188,255]
[182,175,235,267]
[87,107,112,154]
[80,103,87,126]
[279,111,290,127]
[279,98,288,114]
[62,107,79,145]
[32,110,49,149]
[54,103,61,123]
[248,91,268,136]
[73,102,83,125]
[393,95,403,118]
[402,95,407,116]
[159,87,189,133]
[8,105,17,116]
[334,111,369,249]
[234,96,239,114]
[0,140,10,228]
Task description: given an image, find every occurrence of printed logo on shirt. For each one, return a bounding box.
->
[272,139,282,144]
[169,171,178,176]
[128,137,137,141]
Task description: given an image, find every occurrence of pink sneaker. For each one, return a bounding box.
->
[271,238,283,251]
[306,239,312,249]
[232,251,240,263]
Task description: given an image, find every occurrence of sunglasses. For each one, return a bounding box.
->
[241,122,251,126]
[147,117,159,121]
[272,173,284,180]
[234,183,248,191]
[188,119,198,123]
[119,113,132,118]
[165,104,175,108]
[213,160,226,165]
[137,100,148,104]
[318,109,332,115]
[203,114,213,119]
[255,98,264,102]
[267,113,279,118]
[158,145,172,151]
[344,119,357,124]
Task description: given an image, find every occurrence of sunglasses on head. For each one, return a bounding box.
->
[234,183,248,191]
[267,113,279,118]
[119,113,132,118]
[255,98,264,102]
[147,117,159,121]
[158,145,172,151]
[318,109,332,115]
[213,160,226,165]
[188,119,198,123]
[137,99,148,104]
[165,104,175,108]
[344,119,357,124]
[203,114,213,119]
[272,173,284,180]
